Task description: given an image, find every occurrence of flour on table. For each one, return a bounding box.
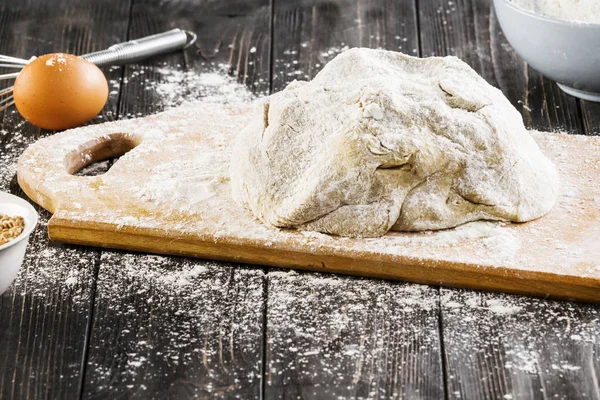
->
[106,65,261,119]
[230,48,559,238]
[86,253,264,391]
[511,0,600,24]
[150,68,257,107]
[268,273,600,387]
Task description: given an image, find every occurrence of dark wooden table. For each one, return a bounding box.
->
[1,0,599,399]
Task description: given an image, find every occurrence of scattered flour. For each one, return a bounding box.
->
[511,0,600,24]
[266,271,442,397]
[265,271,600,396]
[86,253,264,395]
[1,46,599,398]
[274,44,350,84]
[484,298,524,315]
[364,221,522,265]
[150,67,257,107]
[107,64,262,114]
[442,289,599,379]
[1,67,266,395]
[43,53,68,67]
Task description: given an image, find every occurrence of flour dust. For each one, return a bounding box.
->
[511,0,600,24]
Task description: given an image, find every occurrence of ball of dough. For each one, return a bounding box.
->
[230,48,559,237]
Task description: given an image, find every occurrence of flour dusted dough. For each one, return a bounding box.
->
[230,48,559,237]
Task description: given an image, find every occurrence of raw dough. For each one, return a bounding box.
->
[230,48,559,237]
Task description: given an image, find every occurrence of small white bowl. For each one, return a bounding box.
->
[0,191,38,295]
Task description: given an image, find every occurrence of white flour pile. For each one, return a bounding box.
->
[511,0,600,23]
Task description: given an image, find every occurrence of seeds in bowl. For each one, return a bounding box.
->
[0,215,25,246]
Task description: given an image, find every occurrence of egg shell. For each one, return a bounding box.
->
[14,53,109,131]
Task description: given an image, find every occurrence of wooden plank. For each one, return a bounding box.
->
[266,272,444,399]
[81,0,270,398]
[84,254,265,399]
[441,290,600,400]
[266,0,445,398]
[0,1,129,399]
[15,101,600,302]
[12,116,600,302]
[581,101,600,136]
[272,0,420,92]
[418,0,600,398]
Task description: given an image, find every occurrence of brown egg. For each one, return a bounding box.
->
[14,53,108,131]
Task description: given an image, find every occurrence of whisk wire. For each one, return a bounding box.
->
[0,72,20,80]
[0,64,28,69]
[0,96,14,112]
[0,55,29,65]
[0,86,13,97]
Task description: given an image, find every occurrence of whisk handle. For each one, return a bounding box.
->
[81,28,197,68]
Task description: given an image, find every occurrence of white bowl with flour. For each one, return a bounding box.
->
[495,0,600,101]
[0,191,38,295]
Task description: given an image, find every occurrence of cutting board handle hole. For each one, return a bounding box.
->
[66,133,140,177]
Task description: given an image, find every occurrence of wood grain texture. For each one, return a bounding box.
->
[581,101,600,136]
[267,1,445,398]
[17,100,600,302]
[266,272,444,399]
[441,290,600,400]
[84,253,265,399]
[272,0,419,92]
[80,0,270,398]
[418,0,600,399]
[0,1,129,399]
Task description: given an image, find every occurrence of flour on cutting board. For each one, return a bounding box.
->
[136,157,227,207]
[368,221,522,263]
[18,96,600,281]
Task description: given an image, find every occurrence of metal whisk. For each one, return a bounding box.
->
[0,28,197,112]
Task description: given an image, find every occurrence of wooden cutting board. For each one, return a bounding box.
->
[17,103,600,302]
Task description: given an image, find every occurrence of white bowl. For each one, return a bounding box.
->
[494,0,600,102]
[0,191,38,295]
